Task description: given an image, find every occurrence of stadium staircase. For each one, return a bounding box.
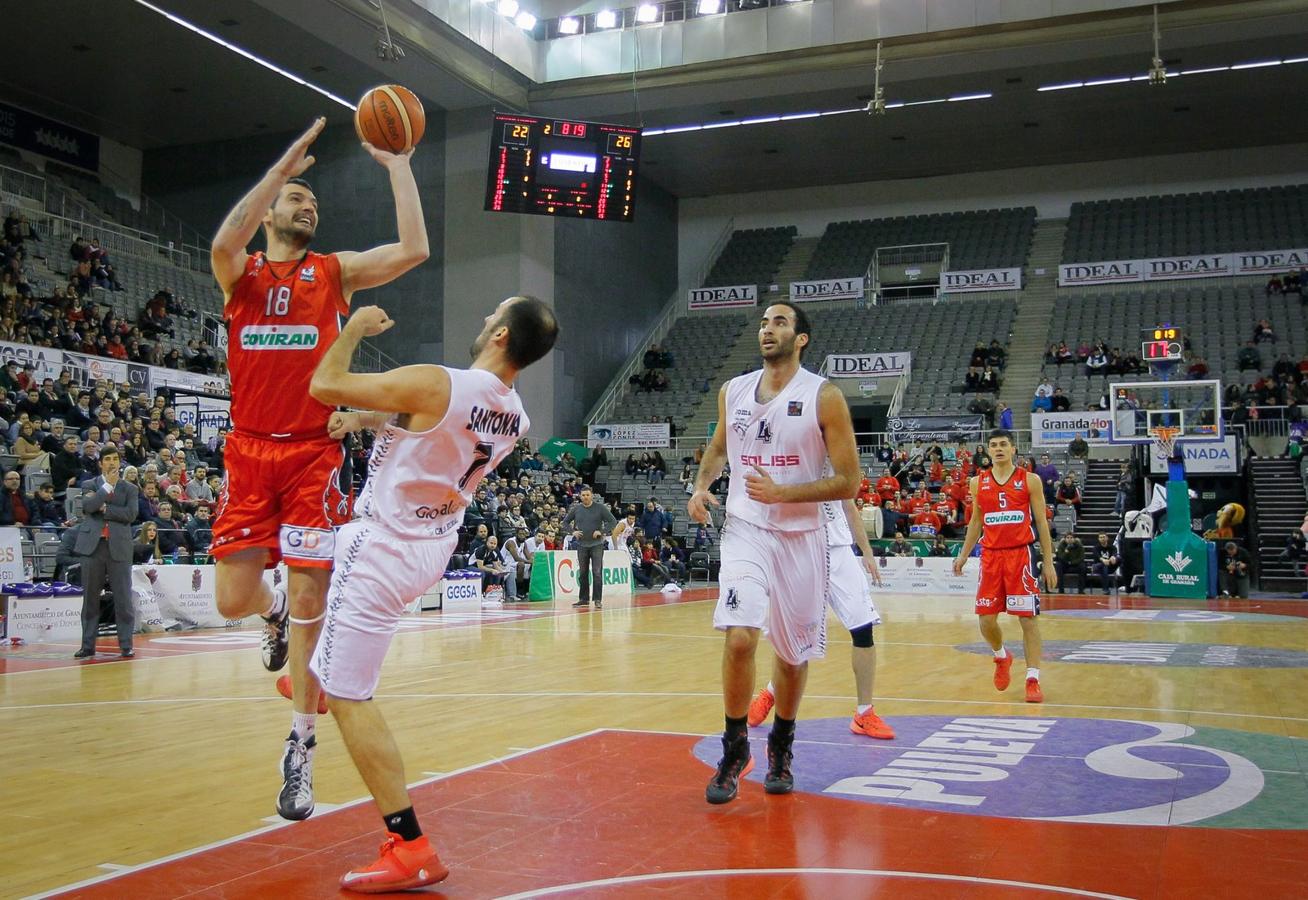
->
[1248,457,1307,592]
[997,217,1066,430]
[772,237,821,289]
[1073,458,1126,545]
[684,312,759,438]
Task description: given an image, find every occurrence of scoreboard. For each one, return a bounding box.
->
[1141,326,1184,363]
[484,113,642,222]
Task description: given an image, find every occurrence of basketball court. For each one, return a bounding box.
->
[5,583,1308,899]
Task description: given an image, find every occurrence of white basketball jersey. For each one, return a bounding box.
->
[356,367,529,539]
[725,366,826,532]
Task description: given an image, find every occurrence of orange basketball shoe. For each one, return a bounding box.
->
[992,650,1013,692]
[276,674,329,715]
[747,687,775,727]
[1025,678,1044,703]
[340,833,449,894]
[850,708,896,739]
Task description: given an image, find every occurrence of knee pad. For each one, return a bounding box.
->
[850,622,874,648]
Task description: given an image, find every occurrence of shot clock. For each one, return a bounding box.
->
[1141,326,1185,363]
[484,112,642,222]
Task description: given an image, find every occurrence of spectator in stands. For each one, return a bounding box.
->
[474,534,509,593]
[1237,341,1263,371]
[1050,388,1071,413]
[928,535,952,557]
[1187,355,1210,380]
[1034,454,1059,498]
[1032,381,1053,413]
[910,502,942,537]
[1056,343,1075,365]
[1273,353,1296,381]
[1090,533,1120,594]
[153,500,187,559]
[51,435,81,500]
[679,461,694,495]
[1253,319,1277,344]
[997,402,1013,430]
[1086,346,1110,375]
[648,450,667,485]
[875,468,900,504]
[1045,343,1061,365]
[30,482,62,529]
[134,521,162,564]
[1055,475,1082,514]
[624,454,640,477]
[888,533,914,557]
[965,367,981,391]
[968,394,995,427]
[1068,434,1090,459]
[977,365,999,393]
[13,421,47,471]
[969,343,987,368]
[880,500,904,540]
[1055,533,1085,593]
[1219,542,1252,598]
[638,499,670,538]
[987,340,1006,369]
[972,444,992,471]
[1266,275,1284,296]
[650,371,669,392]
[186,505,213,557]
[0,469,31,528]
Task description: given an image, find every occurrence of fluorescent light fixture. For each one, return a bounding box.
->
[780,111,821,121]
[947,92,992,102]
[595,8,617,28]
[1038,81,1083,92]
[1179,65,1228,75]
[883,102,905,109]
[126,0,355,109]
[697,0,722,14]
[635,3,659,22]
[642,128,666,136]
[740,115,781,125]
[1083,77,1130,87]
[701,120,741,130]
[661,124,703,134]
[1231,59,1281,69]
[514,10,536,28]
[558,15,580,33]
[820,108,862,116]
[497,0,518,16]
[903,98,946,107]
[1131,74,1152,81]
[1285,56,1308,65]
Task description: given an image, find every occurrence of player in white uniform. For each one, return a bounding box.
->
[747,492,896,740]
[305,297,557,894]
[689,302,861,805]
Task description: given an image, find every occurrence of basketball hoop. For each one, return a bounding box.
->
[1150,425,1181,463]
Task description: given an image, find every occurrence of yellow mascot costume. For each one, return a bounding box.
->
[1204,502,1245,540]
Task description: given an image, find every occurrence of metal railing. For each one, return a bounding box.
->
[39,211,193,269]
[0,163,45,208]
[583,216,736,427]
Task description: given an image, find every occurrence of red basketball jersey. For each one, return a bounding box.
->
[977,468,1036,550]
[225,251,347,438]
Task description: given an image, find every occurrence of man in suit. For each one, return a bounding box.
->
[73,447,139,659]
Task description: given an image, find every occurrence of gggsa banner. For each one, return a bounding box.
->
[826,352,912,379]
[1031,411,1115,447]
[789,277,864,303]
[0,101,100,171]
[939,267,1022,293]
[587,422,671,448]
[887,414,985,442]
[688,284,757,310]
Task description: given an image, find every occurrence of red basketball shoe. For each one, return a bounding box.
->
[340,833,448,894]
[993,650,1013,692]
[276,674,329,715]
[1025,677,1044,703]
[747,687,775,727]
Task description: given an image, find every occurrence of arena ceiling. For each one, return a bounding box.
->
[6,0,1308,197]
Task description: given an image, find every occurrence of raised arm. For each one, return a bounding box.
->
[310,305,447,416]
[211,118,325,299]
[335,145,429,298]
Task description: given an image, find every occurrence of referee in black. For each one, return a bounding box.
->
[561,487,617,609]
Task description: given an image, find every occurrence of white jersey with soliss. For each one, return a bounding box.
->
[356,366,529,540]
[724,366,827,533]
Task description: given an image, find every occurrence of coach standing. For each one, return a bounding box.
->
[73,447,139,659]
[561,486,617,609]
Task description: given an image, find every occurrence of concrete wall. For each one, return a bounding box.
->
[141,118,447,366]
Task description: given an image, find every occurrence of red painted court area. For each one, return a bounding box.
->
[51,729,1308,899]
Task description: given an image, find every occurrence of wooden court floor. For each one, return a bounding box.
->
[3,586,1308,899]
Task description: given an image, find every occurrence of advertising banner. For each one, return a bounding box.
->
[0,100,100,171]
[173,394,232,443]
[527,550,634,601]
[688,284,757,310]
[586,422,671,448]
[1233,248,1308,275]
[1141,254,1235,281]
[873,555,979,595]
[130,563,276,632]
[0,526,24,584]
[0,340,230,397]
[789,277,864,302]
[1060,248,1308,286]
[1147,435,1240,475]
[939,267,1022,293]
[825,352,912,380]
[886,414,985,442]
[4,594,82,642]
[1058,259,1144,287]
[1031,412,1115,447]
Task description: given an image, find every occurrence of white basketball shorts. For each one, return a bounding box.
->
[827,544,882,631]
[310,520,457,701]
[714,517,828,665]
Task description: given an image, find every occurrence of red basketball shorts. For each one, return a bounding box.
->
[211,432,353,569]
[975,545,1041,617]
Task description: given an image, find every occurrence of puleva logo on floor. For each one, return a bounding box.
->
[691,716,1308,828]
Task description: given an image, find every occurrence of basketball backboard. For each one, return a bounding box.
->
[1107,379,1223,446]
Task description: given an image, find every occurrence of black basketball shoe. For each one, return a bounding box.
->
[764,729,794,795]
[705,733,752,804]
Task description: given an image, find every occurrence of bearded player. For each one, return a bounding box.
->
[209,117,429,819]
[952,428,1056,703]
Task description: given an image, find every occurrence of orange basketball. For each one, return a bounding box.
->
[354,85,425,153]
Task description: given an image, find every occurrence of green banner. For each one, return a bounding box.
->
[1149,479,1211,599]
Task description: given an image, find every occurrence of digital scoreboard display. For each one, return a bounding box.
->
[1141,326,1184,362]
[484,113,642,222]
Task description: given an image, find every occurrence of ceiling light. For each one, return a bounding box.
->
[1083,77,1130,87]
[780,112,820,121]
[1230,59,1281,69]
[1038,81,1083,92]
[558,16,580,33]
[595,8,617,28]
[946,92,992,102]
[514,10,536,28]
[497,0,518,16]
[1285,56,1308,64]
[740,116,781,125]
[635,4,659,22]
[697,0,722,14]
[1179,65,1227,75]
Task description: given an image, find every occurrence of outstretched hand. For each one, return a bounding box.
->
[361,141,415,169]
[274,118,325,179]
[346,305,395,337]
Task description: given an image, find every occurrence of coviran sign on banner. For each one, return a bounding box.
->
[789,277,864,302]
[1059,248,1308,286]
[688,284,757,310]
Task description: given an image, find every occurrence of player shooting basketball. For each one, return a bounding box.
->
[209,117,429,820]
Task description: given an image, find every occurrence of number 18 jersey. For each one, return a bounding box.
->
[225,250,347,438]
[977,469,1036,550]
[357,367,529,540]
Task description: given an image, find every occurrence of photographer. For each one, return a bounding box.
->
[1220,542,1253,598]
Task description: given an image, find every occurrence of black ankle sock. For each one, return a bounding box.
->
[772,716,796,740]
[725,715,748,741]
[383,807,423,842]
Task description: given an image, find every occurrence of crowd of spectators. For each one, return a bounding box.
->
[627,343,674,393]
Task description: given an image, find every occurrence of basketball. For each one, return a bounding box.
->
[354,84,425,153]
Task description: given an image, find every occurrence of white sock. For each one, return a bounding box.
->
[292,712,317,742]
[856,704,872,715]
[765,681,775,695]
[993,647,1008,659]
[1026,667,1040,681]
